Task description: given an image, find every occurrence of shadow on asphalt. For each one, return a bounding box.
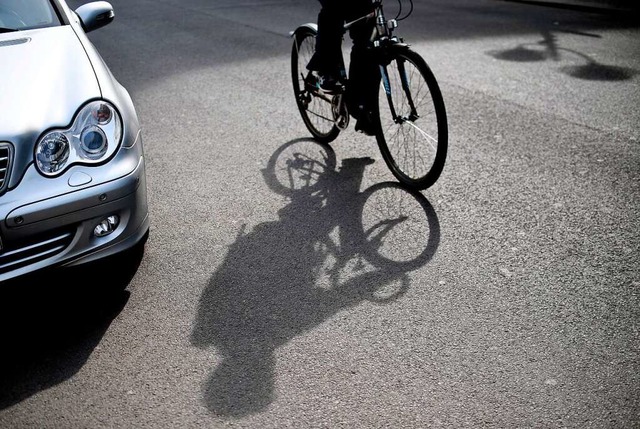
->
[0,242,146,410]
[487,28,638,80]
[65,0,640,94]
[191,139,440,417]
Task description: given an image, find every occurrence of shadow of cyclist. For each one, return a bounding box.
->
[191,139,440,417]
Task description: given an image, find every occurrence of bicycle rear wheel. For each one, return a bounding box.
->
[376,47,448,190]
[291,27,340,144]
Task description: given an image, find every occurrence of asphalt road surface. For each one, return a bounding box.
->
[1,0,638,427]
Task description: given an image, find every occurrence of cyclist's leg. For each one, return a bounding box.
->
[345,3,380,135]
[307,0,346,85]
[348,45,380,135]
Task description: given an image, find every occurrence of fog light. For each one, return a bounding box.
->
[94,215,119,237]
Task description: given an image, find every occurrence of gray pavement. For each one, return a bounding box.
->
[503,0,639,12]
[0,0,638,428]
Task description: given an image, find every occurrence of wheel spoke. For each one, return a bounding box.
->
[404,120,438,150]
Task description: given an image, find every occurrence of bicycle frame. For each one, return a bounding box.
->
[343,0,397,43]
[341,1,419,126]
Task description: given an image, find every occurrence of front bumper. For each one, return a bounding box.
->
[0,146,149,283]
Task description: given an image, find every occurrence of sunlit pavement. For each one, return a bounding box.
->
[1,1,637,427]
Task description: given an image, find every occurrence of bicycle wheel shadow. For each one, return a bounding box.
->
[486,29,637,81]
[191,138,440,417]
[0,243,145,409]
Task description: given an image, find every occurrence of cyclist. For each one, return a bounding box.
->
[306,0,380,135]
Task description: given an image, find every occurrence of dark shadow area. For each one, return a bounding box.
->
[64,0,639,93]
[560,62,636,80]
[500,0,639,15]
[0,240,145,409]
[191,139,440,417]
[487,28,637,81]
[490,44,548,62]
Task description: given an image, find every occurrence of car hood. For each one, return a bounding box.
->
[0,26,101,142]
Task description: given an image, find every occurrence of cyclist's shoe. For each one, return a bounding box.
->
[316,73,344,94]
[355,110,377,136]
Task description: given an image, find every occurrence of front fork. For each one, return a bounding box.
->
[380,56,419,124]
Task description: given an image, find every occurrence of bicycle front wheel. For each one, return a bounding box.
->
[291,27,340,144]
[376,47,448,190]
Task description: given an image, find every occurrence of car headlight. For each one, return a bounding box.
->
[35,101,122,176]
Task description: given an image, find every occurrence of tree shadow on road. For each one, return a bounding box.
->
[191,139,440,417]
[0,243,145,409]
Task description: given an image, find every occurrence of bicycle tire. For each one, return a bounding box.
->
[375,46,448,190]
[291,27,341,144]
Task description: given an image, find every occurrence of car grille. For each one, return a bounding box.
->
[0,228,75,275]
[0,143,12,195]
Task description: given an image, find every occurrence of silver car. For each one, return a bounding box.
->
[0,0,149,282]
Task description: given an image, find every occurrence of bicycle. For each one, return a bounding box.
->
[290,0,448,190]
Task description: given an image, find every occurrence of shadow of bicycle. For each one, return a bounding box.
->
[191,138,440,417]
[487,29,637,81]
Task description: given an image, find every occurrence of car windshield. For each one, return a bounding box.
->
[0,0,61,32]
